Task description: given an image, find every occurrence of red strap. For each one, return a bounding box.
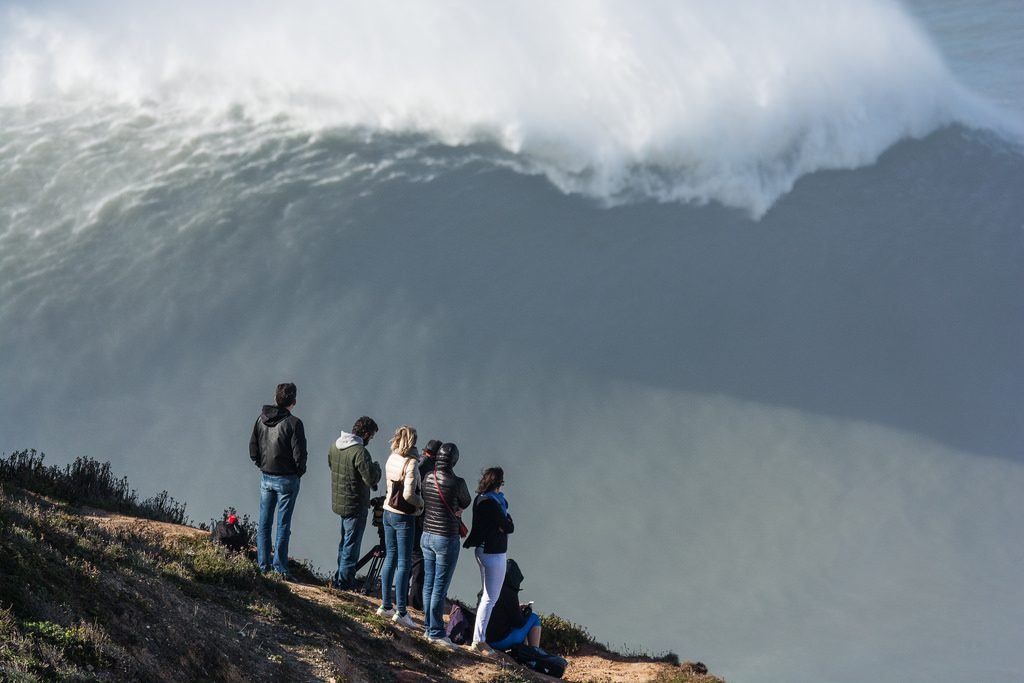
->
[433,464,459,519]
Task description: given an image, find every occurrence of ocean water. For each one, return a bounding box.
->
[1,3,1022,682]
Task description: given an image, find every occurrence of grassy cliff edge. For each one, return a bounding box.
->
[0,450,723,683]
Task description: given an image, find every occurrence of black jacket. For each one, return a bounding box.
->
[421,447,471,537]
[249,405,307,476]
[464,493,513,553]
[481,559,529,643]
[418,454,437,482]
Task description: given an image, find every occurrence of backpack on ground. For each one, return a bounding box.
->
[508,643,568,679]
[211,519,248,552]
[446,603,475,645]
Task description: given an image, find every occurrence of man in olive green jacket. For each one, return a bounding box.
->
[329,416,381,589]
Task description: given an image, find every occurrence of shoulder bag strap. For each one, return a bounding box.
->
[433,464,458,518]
[396,456,411,490]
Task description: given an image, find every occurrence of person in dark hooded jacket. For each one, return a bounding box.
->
[419,442,471,647]
[249,382,307,577]
[481,558,542,651]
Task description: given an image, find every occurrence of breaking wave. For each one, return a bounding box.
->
[0,0,1008,215]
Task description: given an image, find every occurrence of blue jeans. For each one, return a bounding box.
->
[421,532,461,638]
[380,510,415,613]
[257,473,300,574]
[334,511,368,588]
[489,611,541,651]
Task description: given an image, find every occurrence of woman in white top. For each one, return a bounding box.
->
[376,425,424,627]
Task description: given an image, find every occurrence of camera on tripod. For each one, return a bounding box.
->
[369,495,385,530]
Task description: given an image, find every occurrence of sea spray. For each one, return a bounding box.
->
[0,0,994,214]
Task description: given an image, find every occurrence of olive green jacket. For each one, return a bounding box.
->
[328,432,382,517]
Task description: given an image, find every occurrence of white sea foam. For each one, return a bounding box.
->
[0,0,1001,213]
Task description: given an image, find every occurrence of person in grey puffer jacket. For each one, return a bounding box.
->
[419,442,471,647]
[248,382,307,578]
[328,416,381,589]
[409,439,443,610]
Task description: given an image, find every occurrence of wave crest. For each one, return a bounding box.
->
[0,0,993,214]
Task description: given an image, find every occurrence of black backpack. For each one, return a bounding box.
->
[211,520,248,552]
[508,644,567,678]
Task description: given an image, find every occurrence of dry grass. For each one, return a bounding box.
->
[0,452,725,682]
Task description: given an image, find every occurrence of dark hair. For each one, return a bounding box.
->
[476,467,504,494]
[352,416,379,441]
[423,439,443,456]
[275,383,297,408]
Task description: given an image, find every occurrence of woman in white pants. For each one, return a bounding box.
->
[463,467,514,655]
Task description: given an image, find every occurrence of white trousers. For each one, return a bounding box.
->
[472,547,507,644]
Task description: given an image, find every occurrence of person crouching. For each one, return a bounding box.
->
[483,558,542,651]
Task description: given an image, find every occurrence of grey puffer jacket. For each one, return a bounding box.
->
[420,443,471,537]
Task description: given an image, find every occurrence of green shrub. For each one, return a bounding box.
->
[162,536,260,588]
[539,612,594,655]
[21,620,113,668]
[614,642,682,664]
[0,449,188,524]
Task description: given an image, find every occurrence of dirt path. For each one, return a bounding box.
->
[83,510,718,682]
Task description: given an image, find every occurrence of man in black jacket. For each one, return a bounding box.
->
[249,382,307,578]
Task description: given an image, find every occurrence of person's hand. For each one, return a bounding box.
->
[454,508,463,517]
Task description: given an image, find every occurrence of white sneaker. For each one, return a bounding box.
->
[469,641,496,657]
[392,611,416,628]
[428,635,459,650]
[376,606,395,618]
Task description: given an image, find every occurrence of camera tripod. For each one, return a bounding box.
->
[354,498,388,596]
